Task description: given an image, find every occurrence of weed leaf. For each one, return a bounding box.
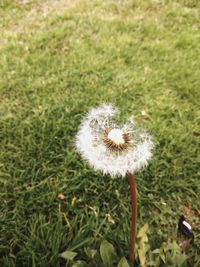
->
[72,260,88,267]
[137,224,149,267]
[100,240,117,267]
[117,257,130,267]
[59,250,77,261]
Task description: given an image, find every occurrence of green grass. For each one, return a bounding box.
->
[0,0,200,266]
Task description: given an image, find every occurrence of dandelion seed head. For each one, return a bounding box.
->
[76,104,154,177]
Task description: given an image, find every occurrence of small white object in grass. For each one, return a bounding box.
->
[141,110,149,119]
[141,110,147,116]
[183,220,192,230]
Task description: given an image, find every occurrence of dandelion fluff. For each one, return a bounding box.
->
[76,104,154,177]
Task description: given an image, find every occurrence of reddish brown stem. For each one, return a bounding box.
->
[127,171,137,264]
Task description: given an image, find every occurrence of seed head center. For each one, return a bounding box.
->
[107,128,125,145]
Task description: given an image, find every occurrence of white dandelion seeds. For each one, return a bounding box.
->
[76,104,154,177]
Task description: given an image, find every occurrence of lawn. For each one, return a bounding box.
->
[0,0,200,266]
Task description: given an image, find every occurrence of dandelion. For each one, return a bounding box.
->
[76,104,154,264]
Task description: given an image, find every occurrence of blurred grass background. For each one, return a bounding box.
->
[0,0,200,266]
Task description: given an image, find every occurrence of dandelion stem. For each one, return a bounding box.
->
[127,171,137,264]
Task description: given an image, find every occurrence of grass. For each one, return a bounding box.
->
[0,0,200,266]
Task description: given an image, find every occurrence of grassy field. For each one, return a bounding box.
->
[0,0,200,266]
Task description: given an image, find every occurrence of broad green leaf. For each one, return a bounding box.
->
[59,250,77,261]
[117,257,130,267]
[137,224,150,267]
[138,246,150,267]
[137,223,149,241]
[175,254,188,267]
[72,260,88,267]
[100,240,117,267]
